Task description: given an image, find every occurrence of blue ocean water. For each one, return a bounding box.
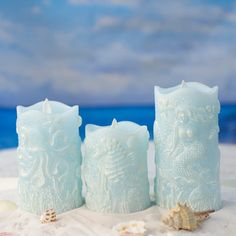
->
[0,104,235,149]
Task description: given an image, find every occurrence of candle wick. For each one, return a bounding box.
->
[111,118,118,127]
[181,80,187,88]
[42,98,52,114]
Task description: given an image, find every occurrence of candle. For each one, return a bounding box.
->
[16,99,83,215]
[154,81,221,211]
[83,119,151,213]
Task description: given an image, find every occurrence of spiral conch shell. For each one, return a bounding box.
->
[162,203,209,231]
[40,209,57,224]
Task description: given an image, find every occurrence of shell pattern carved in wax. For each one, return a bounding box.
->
[17,117,82,215]
[155,101,221,211]
[84,134,150,213]
[157,97,220,122]
[85,137,131,212]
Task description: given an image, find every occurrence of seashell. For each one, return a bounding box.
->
[194,210,211,222]
[162,203,209,231]
[40,209,57,224]
[112,220,146,236]
[0,200,17,212]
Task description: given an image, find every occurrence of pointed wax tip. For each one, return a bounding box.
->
[111,118,118,127]
[181,80,187,88]
[42,98,52,114]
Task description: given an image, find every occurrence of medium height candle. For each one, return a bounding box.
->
[154,81,221,211]
[83,119,151,213]
[16,99,83,215]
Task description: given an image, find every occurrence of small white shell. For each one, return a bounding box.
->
[40,209,56,224]
[112,220,146,236]
[0,200,17,212]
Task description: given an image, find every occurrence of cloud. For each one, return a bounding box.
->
[42,0,51,6]
[0,0,236,106]
[0,30,134,105]
[91,0,227,48]
[0,29,13,43]
[0,16,15,43]
[94,16,121,30]
[160,35,236,102]
[68,0,140,7]
[225,12,236,23]
[68,0,88,5]
[0,74,18,92]
[31,5,42,15]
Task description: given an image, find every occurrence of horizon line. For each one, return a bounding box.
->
[0,102,236,110]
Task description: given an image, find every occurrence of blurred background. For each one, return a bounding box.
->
[0,0,236,149]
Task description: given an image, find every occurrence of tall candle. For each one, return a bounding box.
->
[154,81,221,211]
[83,119,151,213]
[16,99,83,215]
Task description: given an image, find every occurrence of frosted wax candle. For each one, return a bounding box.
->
[83,119,151,213]
[154,81,221,211]
[16,99,83,215]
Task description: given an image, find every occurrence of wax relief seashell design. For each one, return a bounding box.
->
[112,221,146,236]
[17,100,83,215]
[154,82,221,211]
[162,203,209,231]
[40,208,57,224]
[84,120,150,213]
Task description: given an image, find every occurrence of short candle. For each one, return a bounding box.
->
[16,99,83,215]
[83,119,151,213]
[154,81,221,211]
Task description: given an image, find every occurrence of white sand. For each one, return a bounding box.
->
[0,148,18,177]
[0,143,235,235]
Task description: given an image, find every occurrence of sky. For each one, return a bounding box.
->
[0,0,236,107]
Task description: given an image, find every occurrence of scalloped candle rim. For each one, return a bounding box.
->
[155,81,218,96]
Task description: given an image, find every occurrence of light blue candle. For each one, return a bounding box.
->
[154,81,221,211]
[83,119,151,213]
[16,99,83,215]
